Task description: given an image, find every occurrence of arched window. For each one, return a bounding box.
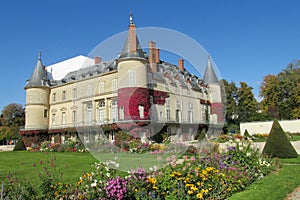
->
[98,101,105,124]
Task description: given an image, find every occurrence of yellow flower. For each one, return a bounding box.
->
[188,190,194,195]
[148,177,157,184]
[77,180,82,185]
[191,186,198,191]
[196,192,203,199]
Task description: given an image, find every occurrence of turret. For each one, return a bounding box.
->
[117,13,150,121]
[203,55,224,123]
[24,52,50,130]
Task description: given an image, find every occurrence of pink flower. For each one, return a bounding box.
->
[183,155,188,161]
[166,157,171,163]
[190,156,196,162]
[157,156,162,162]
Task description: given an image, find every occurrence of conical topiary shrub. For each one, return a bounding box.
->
[262,119,298,158]
[13,136,27,151]
[244,129,252,140]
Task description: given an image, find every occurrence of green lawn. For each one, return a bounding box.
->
[0,151,97,184]
[229,156,300,200]
[0,151,173,184]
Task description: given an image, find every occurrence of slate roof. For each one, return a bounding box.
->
[203,55,219,84]
[26,53,49,87]
[118,33,147,60]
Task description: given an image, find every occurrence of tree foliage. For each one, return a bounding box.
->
[236,82,259,123]
[260,60,300,120]
[221,79,239,125]
[0,103,25,126]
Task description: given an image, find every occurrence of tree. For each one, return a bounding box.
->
[237,82,259,123]
[221,79,239,125]
[262,120,297,158]
[260,74,280,118]
[260,60,300,120]
[291,82,300,119]
[0,103,25,127]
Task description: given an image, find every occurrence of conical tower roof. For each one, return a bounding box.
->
[26,52,49,88]
[118,13,146,60]
[203,55,219,84]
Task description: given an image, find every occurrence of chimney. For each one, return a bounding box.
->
[178,58,184,71]
[94,56,102,65]
[155,48,160,63]
[129,13,137,53]
[148,41,157,72]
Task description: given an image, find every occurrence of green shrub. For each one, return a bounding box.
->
[262,120,298,158]
[198,129,206,141]
[243,129,252,140]
[13,137,27,151]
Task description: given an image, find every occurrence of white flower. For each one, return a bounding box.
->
[106,173,110,177]
[246,152,251,157]
[115,163,120,168]
[91,182,97,187]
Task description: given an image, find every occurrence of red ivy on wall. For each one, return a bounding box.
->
[118,87,169,121]
[211,102,225,123]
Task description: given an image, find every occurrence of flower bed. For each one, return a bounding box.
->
[1,139,280,199]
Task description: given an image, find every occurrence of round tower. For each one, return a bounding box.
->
[117,13,150,121]
[24,53,50,130]
[203,55,224,123]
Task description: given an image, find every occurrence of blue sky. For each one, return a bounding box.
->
[0,0,299,111]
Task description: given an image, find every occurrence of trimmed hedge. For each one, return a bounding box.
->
[244,129,252,140]
[262,120,298,158]
[13,137,27,151]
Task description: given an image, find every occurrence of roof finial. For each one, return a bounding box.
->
[130,11,133,25]
[208,54,211,64]
[38,51,42,60]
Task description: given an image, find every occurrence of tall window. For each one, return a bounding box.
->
[188,102,193,123]
[128,70,136,85]
[112,79,117,91]
[98,101,105,124]
[175,100,181,123]
[111,100,118,122]
[62,91,66,100]
[86,103,93,125]
[44,109,48,118]
[73,88,77,99]
[62,112,66,125]
[99,82,104,93]
[119,106,124,120]
[72,111,77,123]
[52,113,56,125]
[138,105,144,119]
[53,93,56,102]
[165,98,170,121]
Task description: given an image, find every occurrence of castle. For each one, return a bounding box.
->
[20,15,223,146]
